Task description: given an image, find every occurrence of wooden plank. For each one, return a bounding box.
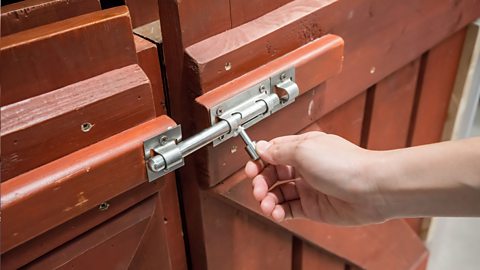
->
[1,64,156,181]
[125,0,159,28]
[410,29,468,146]
[157,0,231,141]
[179,175,292,269]
[194,35,344,187]
[292,239,345,270]
[1,0,101,36]
[1,116,176,253]
[186,0,480,113]
[134,35,167,116]
[213,173,427,270]
[1,6,137,106]
[2,174,186,270]
[230,0,292,28]
[367,60,420,150]
[1,179,164,269]
[299,92,366,146]
[25,196,156,269]
[204,196,292,270]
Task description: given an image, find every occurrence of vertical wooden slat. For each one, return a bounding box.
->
[367,59,420,150]
[125,0,159,28]
[409,29,467,146]
[134,35,167,116]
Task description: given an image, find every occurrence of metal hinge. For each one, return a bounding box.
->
[143,67,299,182]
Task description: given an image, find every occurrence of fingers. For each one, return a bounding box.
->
[270,200,305,222]
[251,164,296,201]
[257,132,322,166]
[245,159,266,178]
[252,165,277,201]
[259,182,303,222]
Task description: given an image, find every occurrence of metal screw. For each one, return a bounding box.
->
[81,122,93,132]
[216,107,224,116]
[219,135,225,140]
[280,73,287,81]
[224,62,232,71]
[259,84,266,93]
[160,135,168,145]
[98,202,110,211]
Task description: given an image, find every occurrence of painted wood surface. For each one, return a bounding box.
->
[1,6,137,106]
[125,0,159,28]
[1,0,100,36]
[1,116,176,253]
[157,0,477,269]
[367,60,420,150]
[1,65,156,181]
[410,29,468,146]
[134,35,167,115]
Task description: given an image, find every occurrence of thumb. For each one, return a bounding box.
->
[256,137,301,167]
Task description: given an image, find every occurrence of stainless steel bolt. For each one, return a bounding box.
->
[148,156,165,172]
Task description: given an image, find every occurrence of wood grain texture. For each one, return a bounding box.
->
[24,196,156,269]
[1,64,156,181]
[2,179,164,269]
[230,0,292,28]
[367,60,420,150]
[125,0,159,28]
[134,35,167,116]
[1,0,101,36]
[1,174,186,270]
[1,6,137,106]
[186,0,480,109]
[1,116,177,253]
[410,29,468,146]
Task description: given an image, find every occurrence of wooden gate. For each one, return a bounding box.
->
[2,0,479,269]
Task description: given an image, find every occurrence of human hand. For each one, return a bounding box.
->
[245,132,389,225]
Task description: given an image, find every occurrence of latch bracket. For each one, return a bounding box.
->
[143,67,299,182]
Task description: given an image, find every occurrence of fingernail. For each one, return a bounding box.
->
[256,140,271,154]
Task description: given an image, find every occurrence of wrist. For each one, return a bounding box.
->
[362,150,403,221]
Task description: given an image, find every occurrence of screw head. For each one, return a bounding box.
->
[98,202,110,211]
[216,107,224,116]
[224,62,232,71]
[160,135,168,145]
[81,122,93,132]
[219,135,225,140]
[259,84,266,93]
[280,73,287,81]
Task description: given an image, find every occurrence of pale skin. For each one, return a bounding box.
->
[244,132,480,225]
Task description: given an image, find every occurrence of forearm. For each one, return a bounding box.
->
[371,137,480,219]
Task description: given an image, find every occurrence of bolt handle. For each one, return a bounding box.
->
[237,126,260,160]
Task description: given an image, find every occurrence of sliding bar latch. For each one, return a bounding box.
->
[143,67,299,182]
